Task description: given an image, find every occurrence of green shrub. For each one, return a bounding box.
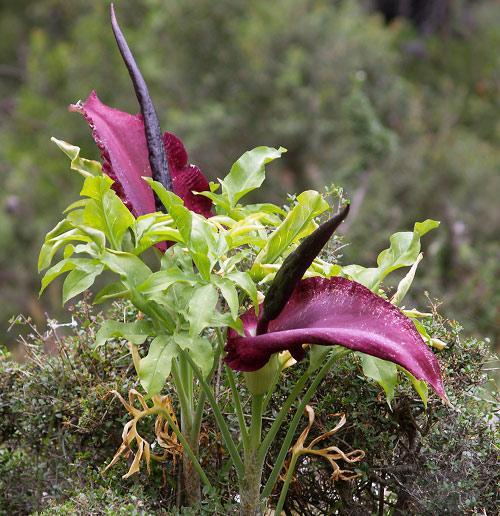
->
[1,300,497,514]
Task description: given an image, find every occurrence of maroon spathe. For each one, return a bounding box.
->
[71,91,212,218]
[225,276,446,399]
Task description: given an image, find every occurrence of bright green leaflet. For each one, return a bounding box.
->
[359,354,398,407]
[139,335,178,395]
[253,190,329,272]
[219,146,286,207]
[343,219,439,289]
[94,320,154,347]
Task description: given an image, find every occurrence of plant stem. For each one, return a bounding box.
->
[274,452,300,515]
[240,450,265,516]
[180,354,194,402]
[171,360,192,430]
[226,366,250,450]
[172,354,200,505]
[190,335,222,443]
[262,349,351,499]
[181,349,245,479]
[215,327,251,451]
[181,418,201,506]
[261,364,282,414]
[258,369,312,462]
[239,394,265,516]
[249,394,264,451]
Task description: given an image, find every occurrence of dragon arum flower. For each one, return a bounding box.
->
[70,4,211,219]
[225,205,446,399]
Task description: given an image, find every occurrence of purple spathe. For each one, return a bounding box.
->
[226,276,446,399]
[70,91,212,219]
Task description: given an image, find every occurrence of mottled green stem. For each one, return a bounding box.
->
[240,395,265,516]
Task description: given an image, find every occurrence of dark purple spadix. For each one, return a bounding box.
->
[110,3,172,198]
[257,203,350,335]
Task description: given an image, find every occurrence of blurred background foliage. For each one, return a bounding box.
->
[0,0,499,349]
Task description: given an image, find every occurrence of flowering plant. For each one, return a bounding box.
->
[39,5,446,514]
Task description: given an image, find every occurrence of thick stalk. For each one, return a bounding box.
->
[181,415,201,506]
[239,395,265,516]
[172,354,201,506]
[240,449,264,516]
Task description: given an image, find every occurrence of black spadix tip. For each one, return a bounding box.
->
[257,203,350,335]
[110,3,172,196]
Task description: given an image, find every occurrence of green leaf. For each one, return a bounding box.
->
[63,199,89,214]
[254,190,329,267]
[101,250,152,289]
[412,318,432,345]
[138,270,199,295]
[174,334,213,379]
[414,219,440,236]
[391,253,423,306]
[40,259,76,294]
[146,181,219,279]
[340,264,379,289]
[209,311,244,334]
[220,146,286,207]
[310,260,342,279]
[226,271,259,315]
[81,177,134,249]
[94,319,154,347]
[62,265,103,304]
[343,220,439,290]
[138,335,178,395]
[220,252,247,274]
[211,275,239,320]
[80,174,113,199]
[359,354,398,407]
[242,202,287,220]
[377,220,439,273]
[187,284,219,336]
[132,213,182,254]
[39,229,92,271]
[402,369,429,408]
[226,213,266,249]
[40,258,100,295]
[308,345,334,372]
[51,137,102,177]
[145,182,191,238]
[64,244,75,259]
[75,225,106,249]
[93,282,129,304]
[196,190,231,213]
